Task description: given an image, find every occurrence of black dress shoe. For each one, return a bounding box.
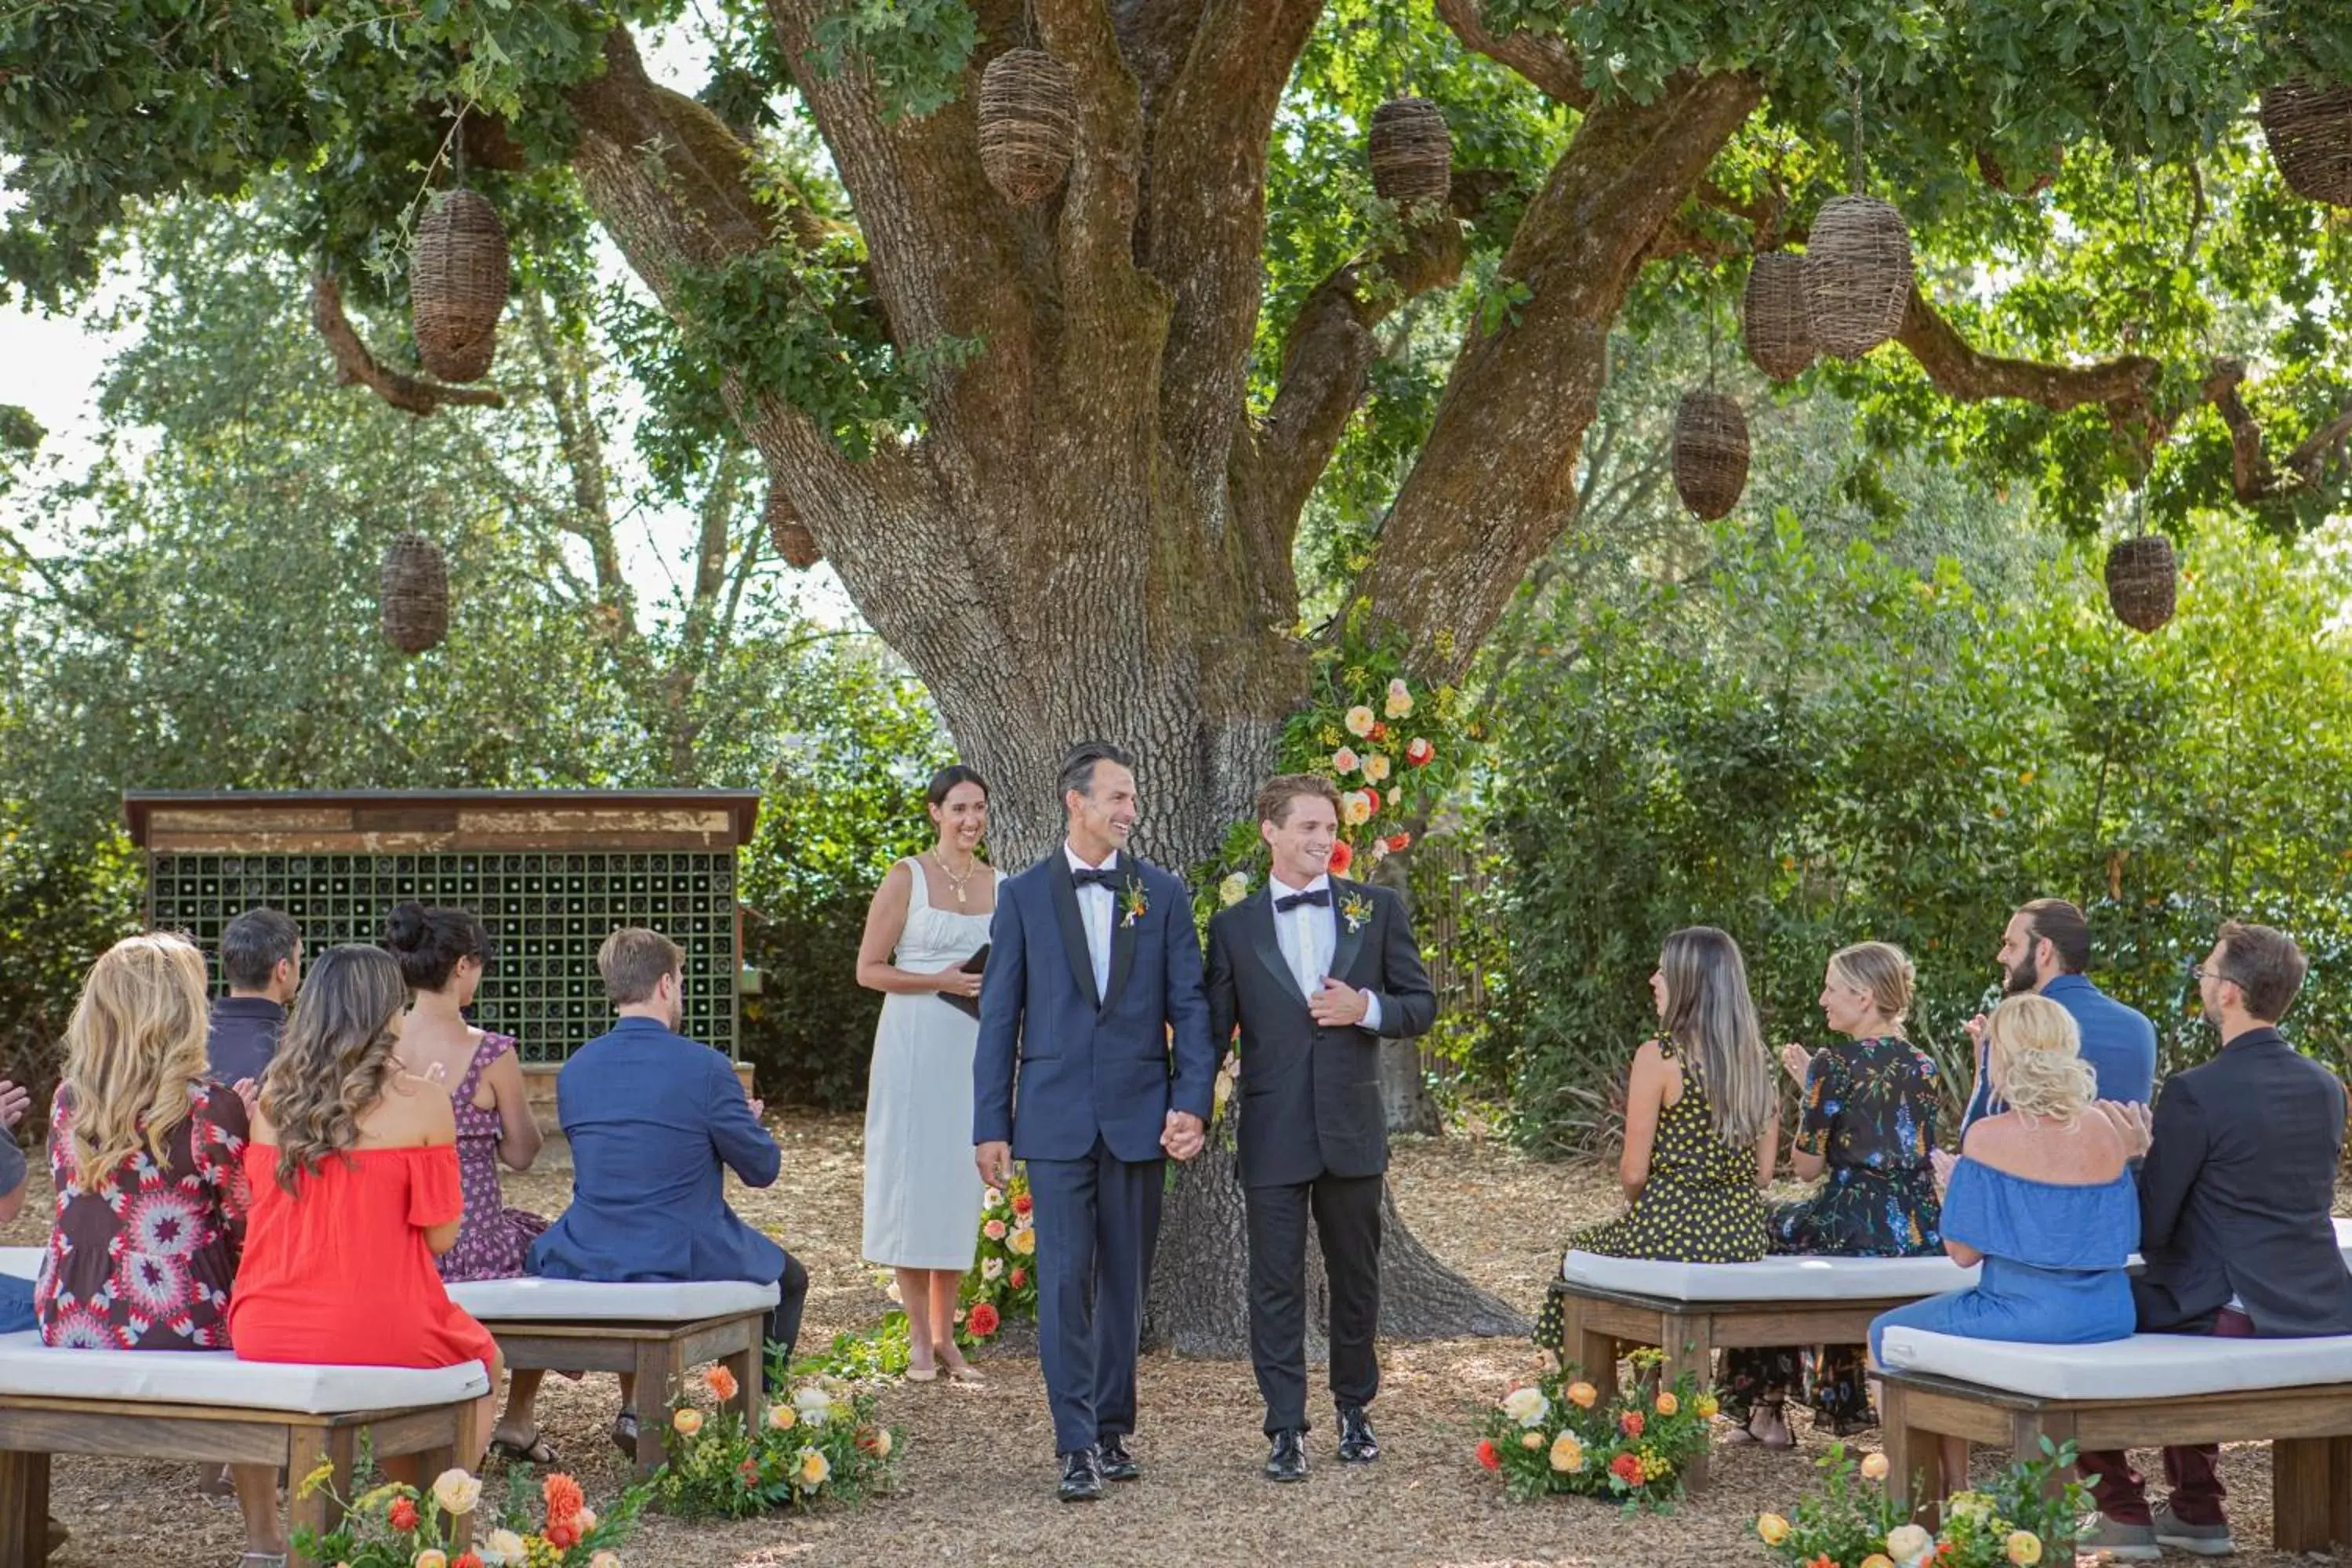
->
[1337,1404,1379,1464]
[1058,1448,1104,1502]
[1097,1434,1139,1481]
[1265,1428,1308,1483]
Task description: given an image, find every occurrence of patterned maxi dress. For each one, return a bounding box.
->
[1719,1033,1944,1432]
[1534,1041,1768,1352]
[436,1033,550,1283]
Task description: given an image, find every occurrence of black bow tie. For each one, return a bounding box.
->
[1274,887,1330,913]
[1073,866,1123,890]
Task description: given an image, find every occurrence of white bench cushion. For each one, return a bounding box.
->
[1877,1325,2352,1401]
[447,1276,778,1322]
[1560,1250,1979,1301]
[0,1330,488,1414]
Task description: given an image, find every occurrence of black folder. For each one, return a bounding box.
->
[939,943,989,1020]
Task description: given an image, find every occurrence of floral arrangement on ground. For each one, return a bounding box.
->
[291,1461,641,1566]
[653,1361,900,1519]
[1475,1355,1715,1512]
[1754,1439,2083,1567]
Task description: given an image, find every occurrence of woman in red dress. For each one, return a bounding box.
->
[230,943,500,1468]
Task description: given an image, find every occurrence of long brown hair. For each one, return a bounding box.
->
[1657,926,1773,1145]
[257,944,408,1193]
[60,934,212,1189]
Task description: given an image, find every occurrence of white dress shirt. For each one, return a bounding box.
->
[1064,842,1117,999]
[1267,872,1382,1032]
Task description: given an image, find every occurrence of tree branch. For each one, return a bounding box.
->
[1431,0,1592,107]
[1894,286,2161,413]
[309,274,504,416]
[2202,358,2352,504]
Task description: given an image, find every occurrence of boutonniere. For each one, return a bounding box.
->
[1120,877,1149,928]
[1340,891,1373,935]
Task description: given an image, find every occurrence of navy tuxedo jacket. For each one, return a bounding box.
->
[972,852,1217,1163]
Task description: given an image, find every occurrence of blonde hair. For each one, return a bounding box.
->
[1827,941,1915,1036]
[60,934,212,1189]
[258,944,408,1193]
[1986,993,2096,1124]
[1657,926,1774,1145]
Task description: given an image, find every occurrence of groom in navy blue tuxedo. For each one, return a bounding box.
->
[974,740,1218,1501]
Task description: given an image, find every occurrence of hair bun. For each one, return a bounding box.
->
[382,901,427,950]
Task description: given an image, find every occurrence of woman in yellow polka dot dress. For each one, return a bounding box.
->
[1534,927,1779,1354]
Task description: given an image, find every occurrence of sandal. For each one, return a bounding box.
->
[610,1409,640,1461]
[489,1427,561,1466]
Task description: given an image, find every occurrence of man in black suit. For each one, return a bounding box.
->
[1206,774,1436,1483]
[2080,920,2352,1561]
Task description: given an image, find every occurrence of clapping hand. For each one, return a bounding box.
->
[2092,1098,2154,1159]
[1307,978,1370,1028]
[1160,1109,1206,1162]
[0,1078,29,1130]
[1778,1042,1813,1085]
[1962,1012,1988,1045]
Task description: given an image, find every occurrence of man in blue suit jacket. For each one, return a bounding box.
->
[975,741,1218,1501]
[530,927,807,1446]
[1959,898,2157,1132]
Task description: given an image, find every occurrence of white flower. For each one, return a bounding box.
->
[1886,1523,1934,1567]
[1499,1385,1551,1428]
[1384,679,1414,719]
[1331,746,1361,775]
[429,1468,481,1518]
[1218,872,1248,907]
[885,1279,902,1304]
[982,1186,1003,1211]
[793,1385,835,1425]
[480,1528,528,1566]
[1362,752,1392,783]
[1341,790,1374,826]
[1344,705,1375,737]
[982,1257,1004,1280]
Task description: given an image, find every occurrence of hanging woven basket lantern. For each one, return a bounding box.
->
[2258,79,2352,206]
[1741,252,1815,382]
[2103,535,2177,633]
[1672,390,1750,521]
[765,488,820,570]
[380,533,450,655]
[977,49,1078,206]
[411,189,510,383]
[1803,194,1915,358]
[1367,96,1451,209]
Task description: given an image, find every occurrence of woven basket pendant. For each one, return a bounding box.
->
[1741,252,1814,382]
[2259,79,2352,207]
[380,533,450,655]
[1367,96,1452,210]
[1672,390,1751,520]
[978,49,1078,206]
[1804,194,1914,358]
[2103,535,2177,633]
[411,189,510,383]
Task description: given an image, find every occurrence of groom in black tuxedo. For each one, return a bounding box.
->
[1206,774,1436,1482]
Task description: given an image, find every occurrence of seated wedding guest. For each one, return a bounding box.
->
[208,906,303,1091]
[1721,942,1941,1446]
[0,1076,32,1331]
[529,927,807,1458]
[1960,898,2154,1131]
[230,944,501,1475]
[382,901,555,1465]
[33,935,287,1566]
[1534,927,1778,1357]
[2078,922,2352,1563]
[1869,993,2136,1498]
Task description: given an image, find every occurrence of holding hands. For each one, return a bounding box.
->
[1161,1109,1206,1162]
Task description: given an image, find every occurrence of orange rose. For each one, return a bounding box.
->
[704,1363,739,1404]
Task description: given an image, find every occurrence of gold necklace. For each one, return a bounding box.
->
[931,848,981,906]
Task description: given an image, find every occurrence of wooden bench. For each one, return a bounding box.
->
[1875,1325,2352,1554]
[0,1331,487,1568]
[1545,1252,1980,1490]
[445,1276,775,1478]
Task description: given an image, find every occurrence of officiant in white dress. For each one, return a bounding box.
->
[857,764,998,1384]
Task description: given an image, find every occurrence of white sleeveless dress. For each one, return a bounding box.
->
[861,857,996,1269]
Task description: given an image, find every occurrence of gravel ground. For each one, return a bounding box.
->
[6,1112,2347,1566]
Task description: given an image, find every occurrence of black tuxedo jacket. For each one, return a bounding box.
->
[2134,1026,2352,1336]
[1205,877,1436,1188]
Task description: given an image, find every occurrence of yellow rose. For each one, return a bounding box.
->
[1010,1225,1036,1256]
[869,1428,893,1458]
[766,1403,797,1431]
[1693,1392,1719,1418]
[2005,1531,2042,1566]
[413,1553,448,1568]
[1756,1513,1790,1546]
[1860,1450,1890,1481]
[672,1407,705,1436]
[429,1468,481,1518]
[1547,1433,1584,1473]
[591,1554,622,1568]
[1344,706,1375,738]
[1362,752,1392,784]
[797,1446,831,1490]
[1565,1381,1598,1410]
[1653,1390,1678,1416]
[1861,1557,1895,1568]
[1519,1430,1544,1450]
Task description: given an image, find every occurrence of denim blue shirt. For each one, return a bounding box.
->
[1961,973,2158,1131]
